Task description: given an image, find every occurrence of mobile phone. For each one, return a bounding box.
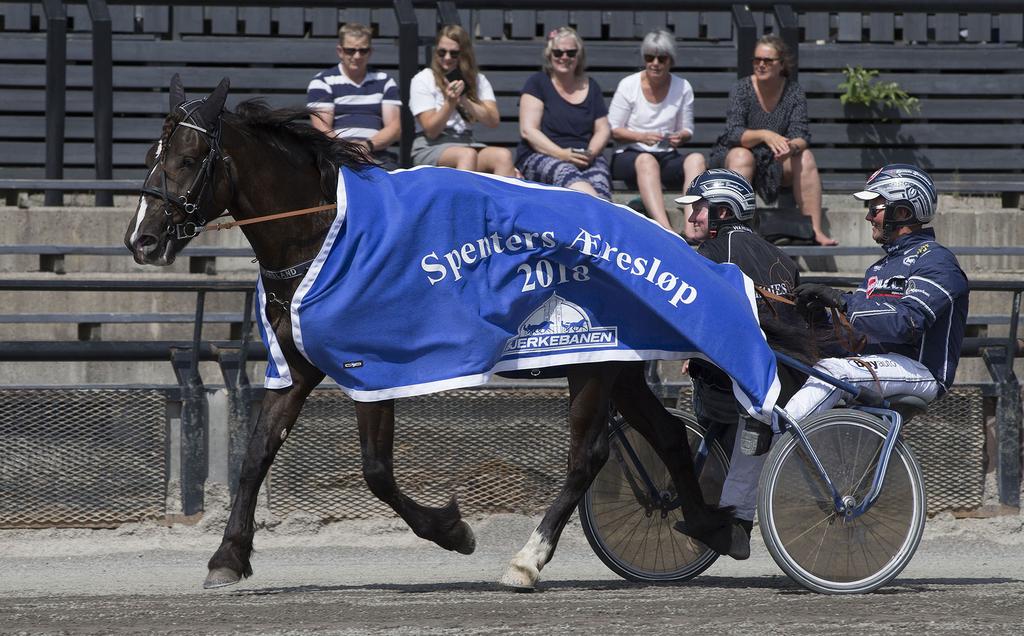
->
[444,67,464,83]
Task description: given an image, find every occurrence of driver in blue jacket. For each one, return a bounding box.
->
[717,163,970,559]
[785,164,969,421]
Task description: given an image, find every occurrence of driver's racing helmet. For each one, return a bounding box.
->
[675,168,756,231]
[853,164,937,230]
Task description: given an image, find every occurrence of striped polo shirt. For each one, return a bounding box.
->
[306,65,401,141]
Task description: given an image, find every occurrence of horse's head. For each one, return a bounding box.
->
[126,75,235,265]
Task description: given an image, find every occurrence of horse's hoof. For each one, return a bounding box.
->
[452,520,476,555]
[203,567,242,589]
[498,562,538,592]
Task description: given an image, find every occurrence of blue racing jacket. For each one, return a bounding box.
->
[843,228,969,394]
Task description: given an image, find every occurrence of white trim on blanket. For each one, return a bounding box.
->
[290,176,350,367]
[336,348,698,401]
[257,277,293,389]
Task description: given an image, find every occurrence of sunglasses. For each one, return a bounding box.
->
[342,47,371,56]
[644,54,670,64]
[551,48,578,59]
[752,56,780,66]
[436,47,461,59]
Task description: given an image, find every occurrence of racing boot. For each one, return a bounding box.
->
[674,516,752,560]
[728,518,753,560]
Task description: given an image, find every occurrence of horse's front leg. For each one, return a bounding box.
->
[356,400,476,555]
[204,367,325,589]
[499,363,616,591]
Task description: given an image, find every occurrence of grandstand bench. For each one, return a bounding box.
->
[1,4,1022,204]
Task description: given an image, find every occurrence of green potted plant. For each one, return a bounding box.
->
[838,66,919,117]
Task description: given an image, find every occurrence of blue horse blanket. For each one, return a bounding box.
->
[256,166,781,417]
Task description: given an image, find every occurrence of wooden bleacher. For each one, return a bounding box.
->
[1,3,1022,199]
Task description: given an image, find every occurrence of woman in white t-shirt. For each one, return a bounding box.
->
[409,25,515,176]
[608,30,706,231]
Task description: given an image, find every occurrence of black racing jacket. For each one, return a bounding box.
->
[844,228,969,394]
[697,223,800,299]
[691,223,801,394]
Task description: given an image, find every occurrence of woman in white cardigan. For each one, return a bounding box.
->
[608,30,705,231]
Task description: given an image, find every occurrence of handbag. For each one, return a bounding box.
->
[755,208,815,245]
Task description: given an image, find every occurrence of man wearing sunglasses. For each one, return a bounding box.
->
[307,23,401,169]
[788,164,968,421]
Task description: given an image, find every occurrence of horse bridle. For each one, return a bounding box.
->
[140,99,231,240]
[139,97,336,282]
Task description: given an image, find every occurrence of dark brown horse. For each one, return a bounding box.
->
[126,76,784,590]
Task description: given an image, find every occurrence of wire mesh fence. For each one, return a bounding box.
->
[268,384,987,520]
[0,389,167,528]
[0,383,990,527]
[268,388,571,519]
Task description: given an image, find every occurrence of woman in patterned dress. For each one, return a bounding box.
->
[709,35,836,246]
[516,27,612,200]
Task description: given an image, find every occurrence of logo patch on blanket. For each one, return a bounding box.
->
[502,294,617,356]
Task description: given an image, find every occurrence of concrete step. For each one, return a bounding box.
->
[4,203,1023,276]
[0,202,1020,386]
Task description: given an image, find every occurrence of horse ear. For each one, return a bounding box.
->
[144,141,159,168]
[169,73,185,112]
[197,77,230,126]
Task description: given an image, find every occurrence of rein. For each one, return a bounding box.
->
[198,202,337,233]
[754,286,867,356]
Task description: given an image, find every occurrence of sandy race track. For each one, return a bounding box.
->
[1,511,1022,635]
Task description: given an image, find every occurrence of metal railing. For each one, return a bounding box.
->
[0,274,1020,507]
[0,278,259,514]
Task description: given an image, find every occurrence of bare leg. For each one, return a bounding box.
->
[567,180,599,197]
[784,149,835,245]
[204,366,326,588]
[682,152,706,194]
[477,146,516,177]
[724,146,755,183]
[499,363,617,590]
[438,146,478,171]
[635,152,672,230]
[356,400,476,554]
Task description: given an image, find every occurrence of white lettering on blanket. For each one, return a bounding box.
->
[421,231,557,285]
[419,227,696,307]
[569,228,698,306]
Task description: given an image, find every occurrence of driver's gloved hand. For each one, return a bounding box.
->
[793,282,847,317]
[739,417,772,456]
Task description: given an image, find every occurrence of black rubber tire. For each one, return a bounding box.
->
[757,409,926,594]
[578,408,730,583]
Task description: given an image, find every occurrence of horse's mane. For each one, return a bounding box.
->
[222,100,374,202]
[757,305,826,367]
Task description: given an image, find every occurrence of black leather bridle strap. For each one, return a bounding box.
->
[139,99,229,238]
